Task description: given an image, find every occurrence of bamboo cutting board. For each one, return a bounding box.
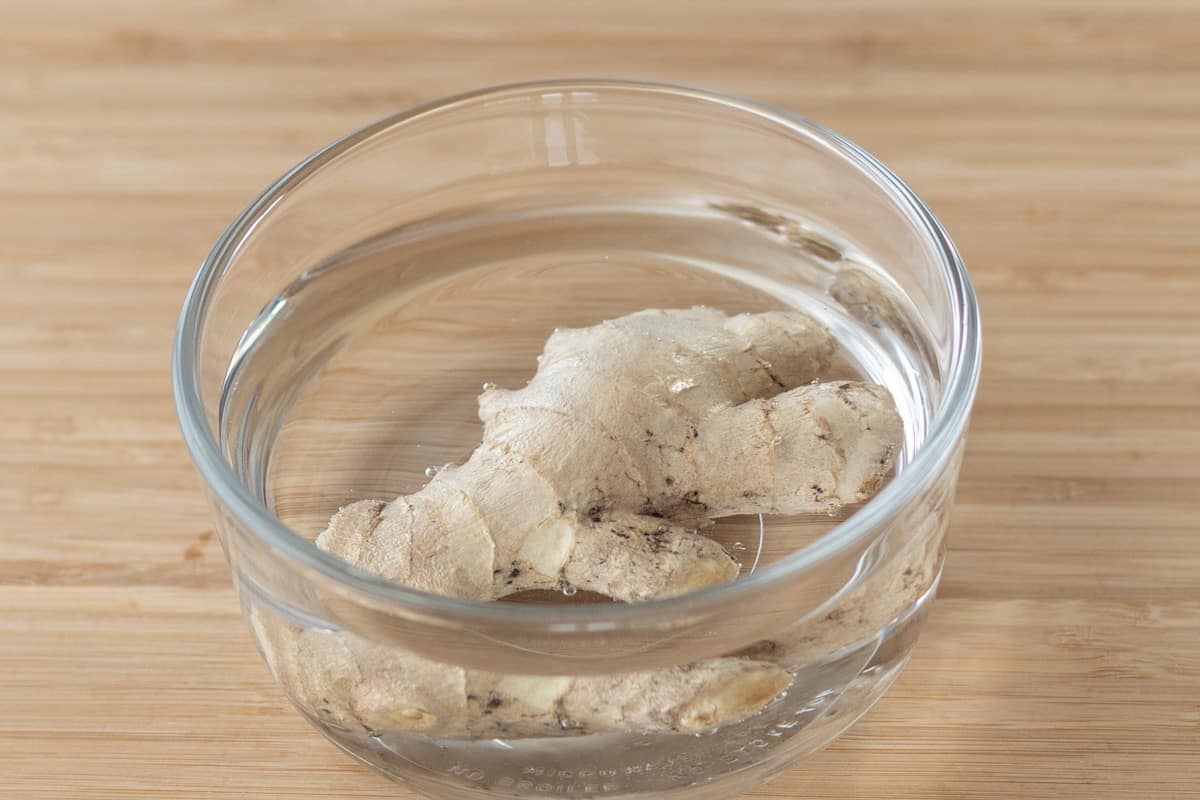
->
[2,2,1198,797]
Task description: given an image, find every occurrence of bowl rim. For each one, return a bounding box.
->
[172,78,981,627]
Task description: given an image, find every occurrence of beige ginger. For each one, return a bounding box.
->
[259,307,902,738]
[254,618,795,738]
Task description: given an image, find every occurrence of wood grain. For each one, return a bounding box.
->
[2,1,1198,797]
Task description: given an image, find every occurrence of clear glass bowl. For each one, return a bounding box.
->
[173,80,980,800]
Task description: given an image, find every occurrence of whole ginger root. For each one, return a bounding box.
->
[258,307,902,738]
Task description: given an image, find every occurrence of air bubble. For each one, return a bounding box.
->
[561,585,578,596]
[481,382,496,391]
[424,465,440,478]
[732,541,748,551]
[810,378,821,385]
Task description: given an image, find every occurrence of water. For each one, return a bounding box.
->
[222,199,939,798]
[227,200,931,548]
[314,583,937,800]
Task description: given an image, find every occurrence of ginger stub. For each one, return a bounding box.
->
[259,307,902,738]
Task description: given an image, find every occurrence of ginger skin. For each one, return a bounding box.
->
[254,619,795,738]
[261,307,902,738]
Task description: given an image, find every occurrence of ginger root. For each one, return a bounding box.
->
[262,307,902,738]
[254,617,794,738]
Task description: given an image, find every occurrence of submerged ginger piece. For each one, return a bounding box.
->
[254,618,794,738]
[322,308,900,600]
[261,307,902,738]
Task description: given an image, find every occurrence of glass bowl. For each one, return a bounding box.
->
[173,79,980,800]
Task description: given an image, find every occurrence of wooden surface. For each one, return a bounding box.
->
[3,2,1198,797]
